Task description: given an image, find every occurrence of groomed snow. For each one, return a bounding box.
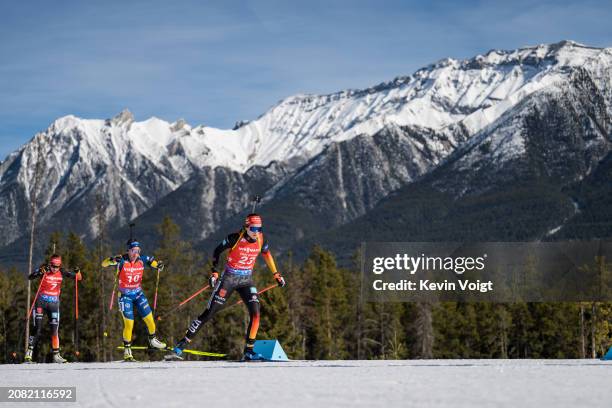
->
[1,359,611,408]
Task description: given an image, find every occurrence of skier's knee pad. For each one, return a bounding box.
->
[248,297,261,316]
[50,311,60,325]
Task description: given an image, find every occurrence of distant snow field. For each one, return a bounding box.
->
[1,359,611,408]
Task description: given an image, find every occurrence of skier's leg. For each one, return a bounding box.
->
[237,285,261,359]
[48,301,60,351]
[26,302,44,361]
[134,291,154,334]
[166,275,238,360]
[178,277,234,347]
[30,305,44,347]
[118,294,135,344]
[118,294,137,361]
[48,302,66,363]
[134,292,166,349]
[122,316,134,343]
[237,285,260,343]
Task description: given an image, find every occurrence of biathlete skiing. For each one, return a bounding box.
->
[25,254,82,363]
[101,239,166,361]
[166,213,286,361]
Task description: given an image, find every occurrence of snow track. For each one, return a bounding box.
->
[1,359,611,408]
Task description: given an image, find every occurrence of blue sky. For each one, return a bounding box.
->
[1,0,611,159]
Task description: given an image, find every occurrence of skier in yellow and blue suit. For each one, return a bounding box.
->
[102,239,166,361]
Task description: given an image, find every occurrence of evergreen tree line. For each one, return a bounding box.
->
[0,216,611,363]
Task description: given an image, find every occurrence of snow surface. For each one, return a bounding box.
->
[1,359,611,408]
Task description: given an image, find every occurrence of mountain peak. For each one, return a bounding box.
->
[170,119,188,132]
[112,109,134,126]
[553,39,585,47]
[49,114,82,133]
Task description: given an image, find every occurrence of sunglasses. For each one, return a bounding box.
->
[50,265,60,270]
[248,226,262,233]
[129,247,141,254]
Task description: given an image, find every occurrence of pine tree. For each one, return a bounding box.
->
[258,281,304,358]
[414,301,434,358]
[282,252,309,359]
[303,247,350,359]
[151,215,205,353]
[1,268,28,363]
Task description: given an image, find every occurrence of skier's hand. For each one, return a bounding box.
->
[75,271,83,281]
[209,271,219,288]
[274,273,286,288]
[156,260,165,270]
[102,256,122,268]
[39,264,48,274]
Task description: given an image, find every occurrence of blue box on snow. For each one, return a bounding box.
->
[253,340,289,361]
[602,346,612,361]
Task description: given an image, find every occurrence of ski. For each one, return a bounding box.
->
[116,346,226,358]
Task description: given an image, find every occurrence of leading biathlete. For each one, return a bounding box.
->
[166,213,286,361]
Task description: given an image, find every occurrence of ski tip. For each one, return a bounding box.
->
[163,352,184,361]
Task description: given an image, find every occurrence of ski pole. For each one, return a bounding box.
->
[153,264,163,312]
[157,284,210,321]
[232,284,277,307]
[109,264,119,311]
[19,268,54,357]
[27,273,46,320]
[75,273,80,357]
[11,275,45,359]
[15,273,45,358]
[251,195,261,213]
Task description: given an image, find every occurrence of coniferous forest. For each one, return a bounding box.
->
[0,216,611,363]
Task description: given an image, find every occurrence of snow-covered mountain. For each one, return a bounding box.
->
[1,40,611,255]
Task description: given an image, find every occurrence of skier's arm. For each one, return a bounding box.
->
[261,241,278,274]
[208,233,240,287]
[262,241,285,287]
[143,255,162,269]
[211,233,240,271]
[61,267,82,280]
[101,255,122,268]
[28,265,45,280]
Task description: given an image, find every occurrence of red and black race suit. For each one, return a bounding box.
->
[212,232,270,275]
[184,273,260,343]
[27,266,78,352]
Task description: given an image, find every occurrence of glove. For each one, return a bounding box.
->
[39,264,48,274]
[113,255,123,262]
[156,260,165,270]
[209,271,219,288]
[75,270,83,281]
[274,273,286,288]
